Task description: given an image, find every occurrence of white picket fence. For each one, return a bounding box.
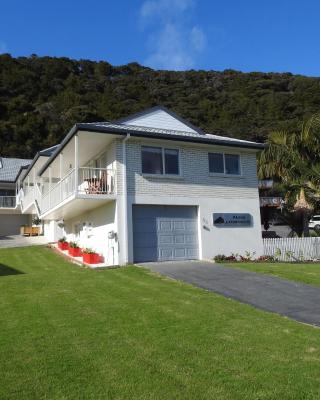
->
[263,237,320,261]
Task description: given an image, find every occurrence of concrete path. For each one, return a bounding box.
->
[142,261,320,327]
[0,235,48,248]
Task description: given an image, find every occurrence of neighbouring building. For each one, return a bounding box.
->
[0,157,31,236]
[1,106,265,264]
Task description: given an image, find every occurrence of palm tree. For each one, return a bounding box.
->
[259,113,320,236]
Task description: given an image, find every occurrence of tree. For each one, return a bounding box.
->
[259,114,320,236]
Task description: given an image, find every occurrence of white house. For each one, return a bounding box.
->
[4,106,265,264]
[0,157,31,235]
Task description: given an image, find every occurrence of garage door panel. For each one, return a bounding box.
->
[158,234,174,244]
[134,234,158,247]
[159,248,174,260]
[174,235,185,244]
[133,205,199,263]
[133,219,156,233]
[185,234,197,244]
[187,248,198,257]
[158,220,172,232]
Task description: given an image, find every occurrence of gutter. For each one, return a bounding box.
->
[122,133,130,264]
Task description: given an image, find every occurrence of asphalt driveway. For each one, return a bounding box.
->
[0,235,48,248]
[142,261,320,327]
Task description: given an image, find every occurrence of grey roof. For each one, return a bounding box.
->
[16,145,60,183]
[79,121,264,148]
[0,157,32,182]
[39,145,60,157]
[39,107,265,176]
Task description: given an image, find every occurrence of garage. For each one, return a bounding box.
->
[132,205,199,262]
[0,214,29,236]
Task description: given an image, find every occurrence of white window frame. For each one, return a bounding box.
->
[208,152,242,177]
[141,145,181,176]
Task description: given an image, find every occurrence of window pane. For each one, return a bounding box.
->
[208,153,224,173]
[225,154,240,175]
[165,149,179,174]
[141,146,163,174]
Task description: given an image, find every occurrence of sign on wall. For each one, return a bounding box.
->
[213,213,252,227]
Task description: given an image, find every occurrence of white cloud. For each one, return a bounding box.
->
[145,23,194,70]
[0,41,7,54]
[140,0,194,21]
[190,26,206,52]
[140,0,206,70]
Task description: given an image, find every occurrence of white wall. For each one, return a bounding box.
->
[123,137,263,262]
[123,109,197,133]
[125,139,259,199]
[63,202,118,265]
[127,195,263,262]
[43,220,63,242]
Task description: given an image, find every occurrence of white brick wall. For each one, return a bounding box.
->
[124,139,259,199]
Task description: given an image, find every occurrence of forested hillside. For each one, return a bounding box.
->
[1,54,320,158]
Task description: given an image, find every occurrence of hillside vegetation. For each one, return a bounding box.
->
[1,54,320,158]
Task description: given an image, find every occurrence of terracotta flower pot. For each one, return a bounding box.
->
[68,247,82,257]
[83,253,100,264]
[58,242,68,251]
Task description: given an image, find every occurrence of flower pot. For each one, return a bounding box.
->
[58,242,68,251]
[83,253,100,264]
[68,247,82,257]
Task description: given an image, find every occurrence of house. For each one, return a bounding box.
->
[5,106,265,264]
[0,157,31,235]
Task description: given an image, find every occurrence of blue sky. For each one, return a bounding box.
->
[1,0,319,75]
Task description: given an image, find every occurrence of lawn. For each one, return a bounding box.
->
[224,262,320,287]
[1,247,320,400]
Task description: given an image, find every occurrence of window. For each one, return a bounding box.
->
[208,153,240,175]
[225,154,240,175]
[208,153,224,174]
[164,149,179,174]
[141,147,163,174]
[141,146,180,175]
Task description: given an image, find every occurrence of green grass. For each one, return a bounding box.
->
[1,247,320,399]
[223,262,320,287]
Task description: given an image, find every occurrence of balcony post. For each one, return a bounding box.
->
[74,134,79,195]
[59,153,63,202]
[33,168,36,197]
[49,167,52,208]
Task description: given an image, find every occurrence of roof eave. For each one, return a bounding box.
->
[38,124,265,176]
[78,124,266,150]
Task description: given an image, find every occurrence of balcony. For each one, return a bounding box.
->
[40,167,116,217]
[0,196,16,208]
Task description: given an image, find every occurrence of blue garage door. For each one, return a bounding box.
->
[133,205,199,262]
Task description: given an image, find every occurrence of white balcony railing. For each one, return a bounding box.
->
[0,196,16,208]
[40,167,115,215]
[78,167,116,195]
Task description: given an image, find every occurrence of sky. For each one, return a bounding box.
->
[1,0,320,76]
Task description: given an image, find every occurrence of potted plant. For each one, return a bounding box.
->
[58,237,68,251]
[31,216,41,236]
[68,242,82,257]
[82,248,100,264]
